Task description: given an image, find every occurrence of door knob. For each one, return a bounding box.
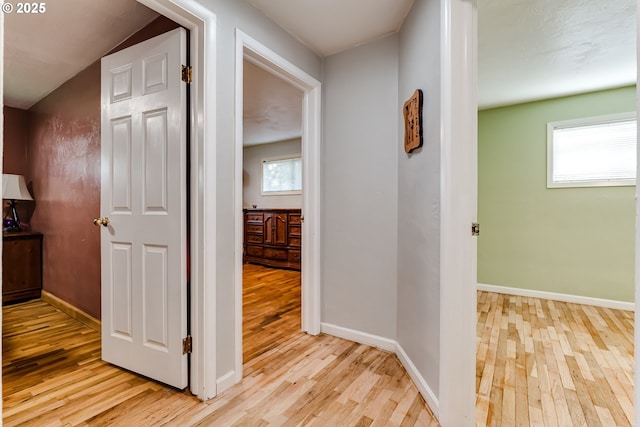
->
[93,217,110,227]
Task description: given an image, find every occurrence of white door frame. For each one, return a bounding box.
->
[439,0,479,424]
[234,30,322,383]
[635,1,640,425]
[137,0,217,401]
[0,10,4,406]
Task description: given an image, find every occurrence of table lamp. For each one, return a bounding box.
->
[3,174,33,232]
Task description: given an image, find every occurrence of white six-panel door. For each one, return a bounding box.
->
[99,28,188,389]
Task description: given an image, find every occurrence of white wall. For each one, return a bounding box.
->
[397,0,442,398]
[322,35,399,339]
[195,0,322,381]
[243,139,302,209]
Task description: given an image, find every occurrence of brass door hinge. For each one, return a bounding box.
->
[472,223,480,237]
[182,335,192,354]
[181,65,192,83]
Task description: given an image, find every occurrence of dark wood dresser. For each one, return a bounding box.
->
[243,209,301,270]
[3,232,43,304]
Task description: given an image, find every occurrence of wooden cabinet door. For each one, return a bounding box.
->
[264,213,288,245]
[264,213,274,244]
[2,233,43,303]
[273,213,288,245]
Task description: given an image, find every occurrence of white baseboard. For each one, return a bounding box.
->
[477,283,635,312]
[320,322,396,352]
[321,322,440,420]
[395,342,440,420]
[216,370,236,394]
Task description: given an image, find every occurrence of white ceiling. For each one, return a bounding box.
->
[478,0,636,109]
[2,0,636,137]
[246,0,415,57]
[243,60,303,146]
[3,0,159,110]
[241,0,415,145]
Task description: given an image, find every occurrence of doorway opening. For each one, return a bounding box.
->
[1,0,217,403]
[233,30,322,384]
[474,1,637,425]
[240,57,304,364]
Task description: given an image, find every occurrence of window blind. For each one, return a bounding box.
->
[550,117,636,186]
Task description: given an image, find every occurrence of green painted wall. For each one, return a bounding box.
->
[478,86,636,302]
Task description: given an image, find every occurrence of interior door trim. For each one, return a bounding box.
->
[233,29,322,386]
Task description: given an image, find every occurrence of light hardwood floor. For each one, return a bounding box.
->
[2,264,437,426]
[476,291,634,427]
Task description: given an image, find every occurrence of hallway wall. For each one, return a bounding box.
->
[396,0,443,400]
[322,34,399,339]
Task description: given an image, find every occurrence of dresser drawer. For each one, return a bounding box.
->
[246,245,264,257]
[289,225,301,237]
[246,224,263,234]
[246,234,263,244]
[264,248,288,261]
[288,250,301,264]
[289,237,301,247]
[246,213,263,222]
[289,214,302,225]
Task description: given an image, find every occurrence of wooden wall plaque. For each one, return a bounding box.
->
[403,89,423,153]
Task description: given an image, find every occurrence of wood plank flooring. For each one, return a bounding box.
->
[2,264,437,426]
[476,291,634,427]
[242,263,301,363]
[7,272,631,426]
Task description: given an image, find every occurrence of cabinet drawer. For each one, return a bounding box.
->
[246,245,264,257]
[289,237,301,247]
[289,225,301,237]
[289,214,302,225]
[246,224,263,234]
[264,248,288,261]
[288,250,301,263]
[246,234,263,244]
[246,213,263,222]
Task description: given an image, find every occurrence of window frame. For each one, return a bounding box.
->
[547,112,637,189]
[260,154,303,196]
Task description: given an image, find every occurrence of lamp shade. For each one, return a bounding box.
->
[2,174,33,201]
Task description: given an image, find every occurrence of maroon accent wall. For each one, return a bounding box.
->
[3,107,33,228]
[109,16,180,55]
[26,16,180,319]
[3,107,29,175]
[28,61,102,317]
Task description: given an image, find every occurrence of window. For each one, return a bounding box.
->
[262,156,302,195]
[547,113,637,188]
